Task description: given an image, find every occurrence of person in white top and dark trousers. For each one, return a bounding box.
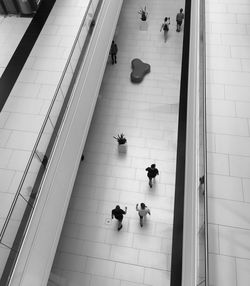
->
[136,203,151,227]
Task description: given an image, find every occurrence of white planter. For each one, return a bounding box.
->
[118,143,127,153]
[140,20,148,31]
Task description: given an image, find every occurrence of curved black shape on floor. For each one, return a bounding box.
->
[170,0,191,285]
[0,0,56,112]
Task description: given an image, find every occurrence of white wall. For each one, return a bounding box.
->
[9,0,123,285]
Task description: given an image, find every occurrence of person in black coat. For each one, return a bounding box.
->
[145,164,159,188]
[111,205,127,231]
[110,40,118,64]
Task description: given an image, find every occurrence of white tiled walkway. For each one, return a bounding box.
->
[50,0,184,285]
[206,0,250,285]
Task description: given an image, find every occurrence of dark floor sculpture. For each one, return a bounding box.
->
[130,58,151,83]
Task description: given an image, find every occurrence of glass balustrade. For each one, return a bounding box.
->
[0,0,103,283]
[197,0,208,285]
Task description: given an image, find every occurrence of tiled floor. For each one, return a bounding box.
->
[49,0,184,285]
[6,0,250,284]
[206,0,250,285]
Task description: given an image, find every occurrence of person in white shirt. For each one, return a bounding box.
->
[136,203,151,227]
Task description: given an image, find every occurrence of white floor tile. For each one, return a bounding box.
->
[56,270,91,286]
[105,229,133,248]
[6,131,38,151]
[207,174,244,201]
[144,268,170,286]
[120,281,150,286]
[119,191,145,205]
[209,254,236,286]
[206,99,236,117]
[207,83,225,99]
[208,224,219,254]
[4,113,44,132]
[90,275,120,286]
[114,262,144,284]
[219,226,250,259]
[154,222,173,239]
[110,245,139,264]
[216,135,250,156]
[236,258,250,286]
[85,257,115,278]
[229,155,250,178]
[242,178,250,202]
[133,234,161,252]
[0,193,15,218]
[207,116,249,136]
[207,152,229,175]
[53,252,86,272]
[225,85,250,102]
[58,237,83,255]
[208,197,250,229]
[78,225,107,242]
[138,250,168,270]
[82,240,111,259]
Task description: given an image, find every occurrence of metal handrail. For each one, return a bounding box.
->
[202,0,209,283]
[197,279,205,286]
[0,0,96,242]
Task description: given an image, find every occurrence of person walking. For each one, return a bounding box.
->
[160,17,170,43]
[176,8,184,32]
[111,205,127,231]
[110,40,118,64]
[145,164,159,188]
[136,203,151,227]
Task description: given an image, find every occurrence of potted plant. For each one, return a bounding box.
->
[113,133,127,153]
[138,6,148,21]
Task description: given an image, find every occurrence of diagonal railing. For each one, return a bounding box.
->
[0,0,103,284]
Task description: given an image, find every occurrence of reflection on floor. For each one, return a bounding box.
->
[49,0,184,285]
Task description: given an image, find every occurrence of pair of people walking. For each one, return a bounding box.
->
[112,203,151,230]
[160,8,184,42]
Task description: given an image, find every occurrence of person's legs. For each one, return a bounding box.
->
[117,215,124,230]
[177,21,182,32]
[114,54,117,63]
[164,31,167,42]
[118,219,123,230]
[111,54,115,64]
[179,22,182,31]
[148,176,152,188]
[139,215,143,227]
